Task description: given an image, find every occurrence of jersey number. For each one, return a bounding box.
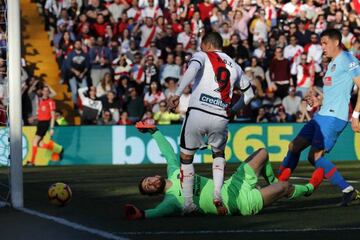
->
[215,67,230,92]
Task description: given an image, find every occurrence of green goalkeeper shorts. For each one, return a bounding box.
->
[228,163,264,216]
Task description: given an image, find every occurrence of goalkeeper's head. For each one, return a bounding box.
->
[138,175,167,196]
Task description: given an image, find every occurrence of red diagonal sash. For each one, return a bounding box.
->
[205,52,231,104]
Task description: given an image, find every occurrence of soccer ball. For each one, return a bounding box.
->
[48,182,72,206]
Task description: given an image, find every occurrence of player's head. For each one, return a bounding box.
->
[201,32,223,51]
[320,29,342,58]
[138,175,166,196]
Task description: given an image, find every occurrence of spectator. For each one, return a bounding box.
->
[284,35,304,78]
[142,110,155,125]
[55,110,69,126]
[143,80,165,113]
[89,37,112,87]
[125,87,145,122]
[98,110,117,125]
[143,54,160,91]
[66,40,89,107]
[282,87,302,121]
[294,20,312,47]
[96,72,115,98]
[113,54,132,81]
[269,47,292,99]
[177,22,194,52]
[102,90,122,122]
[249,9,269,45]
[134,17,162,52]
[78,86,103,125]
[164,77,178,98]
[153,101,180,125]
[118,111,133,125]
[160,54,181,84]
[256,107,269,123]
[291,53,319,97]
[305,32,323,66]
[233,6,256,41]
[223,33,249,63]
[107,0,129,23]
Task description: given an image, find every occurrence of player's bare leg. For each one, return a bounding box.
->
[180,151,198,214]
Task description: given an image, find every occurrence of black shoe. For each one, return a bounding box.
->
[340,189,360,207]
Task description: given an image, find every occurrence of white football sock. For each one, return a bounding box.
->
[181,163,195,206]
[213,157,225,201]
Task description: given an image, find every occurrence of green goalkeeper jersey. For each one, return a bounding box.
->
[144,131,241,218]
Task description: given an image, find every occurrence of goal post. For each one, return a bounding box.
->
[8,0,23,208]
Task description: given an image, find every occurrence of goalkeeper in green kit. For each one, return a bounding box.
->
[124,122,325,220]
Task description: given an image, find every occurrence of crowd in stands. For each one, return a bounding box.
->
[22,0,360,125]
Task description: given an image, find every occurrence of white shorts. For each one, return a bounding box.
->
[180,107,229,155]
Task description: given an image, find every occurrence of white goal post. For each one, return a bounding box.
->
[8,0,23,208]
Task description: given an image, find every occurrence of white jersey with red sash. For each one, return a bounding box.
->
[187,51,250,118]
[141,6,163,19]
[284,44,304,64]
[140,25,160,48]
[127,7,142,21]
[177,32,193,49]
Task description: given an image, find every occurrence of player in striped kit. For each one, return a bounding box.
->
[168,32,254,214]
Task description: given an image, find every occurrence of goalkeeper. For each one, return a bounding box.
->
[125,122,324,219]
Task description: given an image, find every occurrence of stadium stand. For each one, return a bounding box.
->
[18,0,359,125]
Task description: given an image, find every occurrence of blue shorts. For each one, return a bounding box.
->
[298,114,348,152]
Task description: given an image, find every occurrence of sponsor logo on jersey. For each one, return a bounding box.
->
[324,76,332,86]
[199,93,229,109]
[349,62,359,71]
[331,64,336,72]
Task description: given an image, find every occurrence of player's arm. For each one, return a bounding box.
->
[349,58,360,132]
[151,130,179,176]
[168,52,204,110]
[230,68,255,113]
[352,76,360,132]
[125,196,179,220]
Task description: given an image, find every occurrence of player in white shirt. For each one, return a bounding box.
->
[168,32,255,214]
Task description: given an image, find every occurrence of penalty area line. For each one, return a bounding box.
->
[5,205,127,240]
[118,227,360,235]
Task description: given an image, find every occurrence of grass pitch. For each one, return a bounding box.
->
[1,161,360,240]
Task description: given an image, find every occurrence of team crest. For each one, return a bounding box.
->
[331,64,336,72]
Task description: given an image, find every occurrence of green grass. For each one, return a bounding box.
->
[1,162,360,240]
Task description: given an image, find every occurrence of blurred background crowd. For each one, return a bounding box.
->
[0,0,359,125]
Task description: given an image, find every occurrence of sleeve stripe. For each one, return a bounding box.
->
[189,59,202,68]
[240,84,252,92]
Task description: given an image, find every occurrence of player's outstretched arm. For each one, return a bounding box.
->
[151,130,179,176]
[351,76,360,132]
[136,122,179,175]
[125,196,180,220]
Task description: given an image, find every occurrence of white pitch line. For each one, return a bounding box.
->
[118,227,360,235]
[1,204,127,240]
[290,176,360,184]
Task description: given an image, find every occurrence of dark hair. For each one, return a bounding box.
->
[202,32,223,49]
[138,176,166,196]
[320,29,342,46]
